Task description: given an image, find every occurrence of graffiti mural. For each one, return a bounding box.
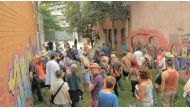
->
[0,39,38,106]
[171,45,190,73]
[128,29,168,62]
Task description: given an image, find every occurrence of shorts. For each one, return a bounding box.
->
[161,91,176,107]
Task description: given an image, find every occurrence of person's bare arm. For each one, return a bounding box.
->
[135,84,146,102]
[161,71,166,96]
[64,91,72,104]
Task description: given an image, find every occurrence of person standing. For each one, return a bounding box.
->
[78,47,84,58]
[80,56,91,92]
[110,54,123,95]
[66,64,81,107]
[29,56,44,102]
[49,70,72,107]
[40,50,49,74]
[74,38,77,49]
[133,47,143,67]
[129,59,140,97]
[134,67,154,107]
[102,43,111,58]
[89,63,104,107]
[59,55,65,70]
[46,52,60,87]
[36,56,46,84]
[122,50,133,81]
[98,76,118,107]
[48,40,54,51]
[161,58,179,107]
[154,48,166,95]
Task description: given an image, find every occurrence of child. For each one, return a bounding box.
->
[97,76,118,107]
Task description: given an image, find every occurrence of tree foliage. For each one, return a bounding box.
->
[38,2,60,31]
[63,1,130,44]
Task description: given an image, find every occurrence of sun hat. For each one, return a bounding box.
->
[89,63,101,69]
[165,52,174,58]
[40,49,48,57]
[111,54,116,58]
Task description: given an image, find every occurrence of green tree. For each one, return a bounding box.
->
[63,1,130,46]
[38,2,60,31]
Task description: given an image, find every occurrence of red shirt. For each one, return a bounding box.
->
[164,71,178,92]
[36,63,46,80]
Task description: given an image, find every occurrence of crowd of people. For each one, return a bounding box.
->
[29,40,190,107]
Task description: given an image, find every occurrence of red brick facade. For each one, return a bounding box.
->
[0,2,38,106]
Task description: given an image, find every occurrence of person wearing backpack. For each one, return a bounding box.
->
[110,54,122,97]
[49,70,72,107]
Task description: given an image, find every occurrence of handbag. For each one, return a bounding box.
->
[50,82,64,104]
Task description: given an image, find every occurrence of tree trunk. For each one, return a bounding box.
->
[96,22,106,42]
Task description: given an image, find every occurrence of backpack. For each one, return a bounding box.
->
[111,68,121,78]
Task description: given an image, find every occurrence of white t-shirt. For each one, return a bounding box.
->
[50,79,70,105]
[133,51,143,66]
[46,60,60,85]
[78,49,84,57]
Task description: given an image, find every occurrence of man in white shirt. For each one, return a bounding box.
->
[133,47,143,66]
[46,52,60,86]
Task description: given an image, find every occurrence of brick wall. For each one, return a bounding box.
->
[0,2,38,106]
[102,18,127,54]
[128,1,190,73]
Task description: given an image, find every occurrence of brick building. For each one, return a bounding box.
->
[128,1,190,72]
[0,2,38,106]
[100,1,190,72]
[99,18,128,54]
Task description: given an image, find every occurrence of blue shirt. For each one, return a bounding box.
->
[98,90,118,107]
[66,74,81,90]
[102,47,110,57]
